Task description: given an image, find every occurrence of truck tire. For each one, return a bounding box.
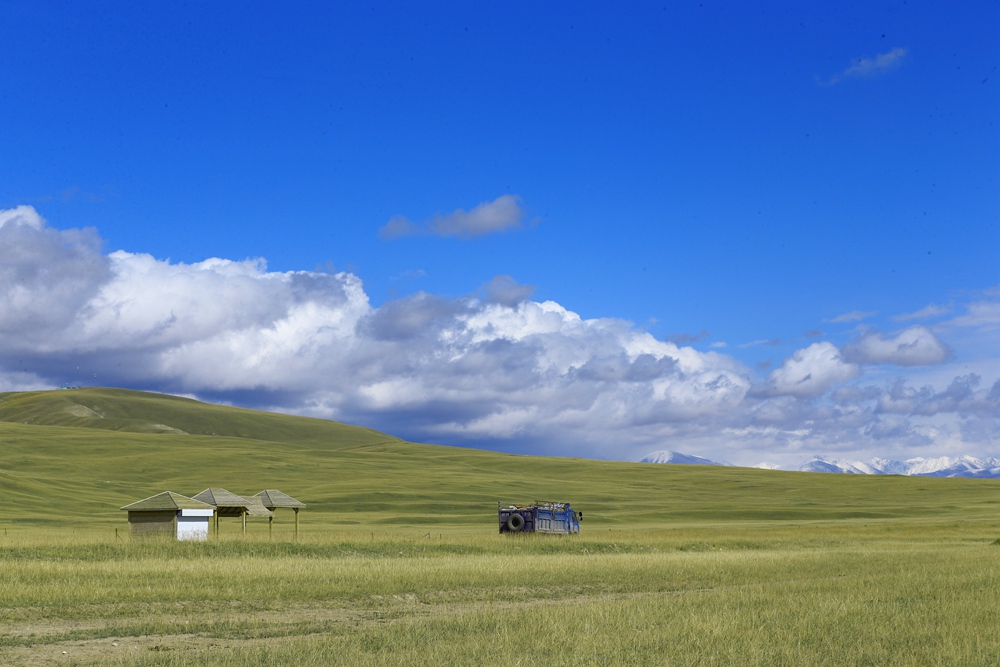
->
[506,514,525,532]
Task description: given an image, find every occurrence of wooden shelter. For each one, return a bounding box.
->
[254,489,306,539]
[192,488,271,535]
[121,492,215,540]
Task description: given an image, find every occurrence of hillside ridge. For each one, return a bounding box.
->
[3,388,1000,531]
[0,387,400,448]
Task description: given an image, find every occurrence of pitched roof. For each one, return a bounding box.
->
[254,489,306,508]
[192,488,253,508]
[121,491,215,512]
[243,495,275,517]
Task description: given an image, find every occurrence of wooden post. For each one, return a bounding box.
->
[294,508,299,541]
[268,515,273,538]
[242,510,247,535]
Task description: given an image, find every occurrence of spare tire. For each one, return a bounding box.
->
[506,513,525,532]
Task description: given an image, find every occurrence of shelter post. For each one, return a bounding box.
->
[253,490,305,540]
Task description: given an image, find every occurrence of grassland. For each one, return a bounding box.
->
[1,388,999,665]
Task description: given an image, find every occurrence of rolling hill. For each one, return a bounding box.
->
[2,387,999,533]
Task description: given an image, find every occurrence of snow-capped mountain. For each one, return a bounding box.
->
[639,451,728,466]
[798,455,1000,478]
[798,457,883,475]
[639,450,1000,478]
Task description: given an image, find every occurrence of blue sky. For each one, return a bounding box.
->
[1,2,998,467]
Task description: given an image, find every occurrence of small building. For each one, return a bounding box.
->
[254,489,306,538]
[120,492,216,540]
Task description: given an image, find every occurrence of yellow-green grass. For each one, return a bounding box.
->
[1,388,999,665]
[2,526,998,666]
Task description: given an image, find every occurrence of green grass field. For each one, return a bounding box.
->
[1,388,999,665]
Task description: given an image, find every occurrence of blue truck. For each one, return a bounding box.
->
[498,501,582,534]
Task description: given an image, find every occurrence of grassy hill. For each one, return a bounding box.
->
[2,387,999,534]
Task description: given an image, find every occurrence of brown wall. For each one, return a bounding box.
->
[128,510,176,538]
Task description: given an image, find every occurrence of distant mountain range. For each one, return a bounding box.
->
[796,455,1000,478]
[640,451,1000,479]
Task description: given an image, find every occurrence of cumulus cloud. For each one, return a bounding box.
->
[842,326,951,366]
[835,374,1000,443]
[760,342,860,397]
[0,206,42,229]
[864,414,919,441]
[910,374,978,416]
[873,379,933,414]
[1,206,997,465]
[823,47,907,85]
[379,194,527,239]
[0,205,111,338]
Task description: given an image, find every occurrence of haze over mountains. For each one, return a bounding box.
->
[641,450,1000,479]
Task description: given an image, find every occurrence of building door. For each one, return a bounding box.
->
[176,516,209,541]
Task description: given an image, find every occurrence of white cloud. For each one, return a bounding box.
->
[892,304,950,321]
[947,297,1000,330]
[0,205,44,230]
[844,47,907,77]
[0,207,110,339]
[379,194,527,239]
[824,47,907,85]
[826,310,876,323]
[842,326,951,366]
[763,342,860,397]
